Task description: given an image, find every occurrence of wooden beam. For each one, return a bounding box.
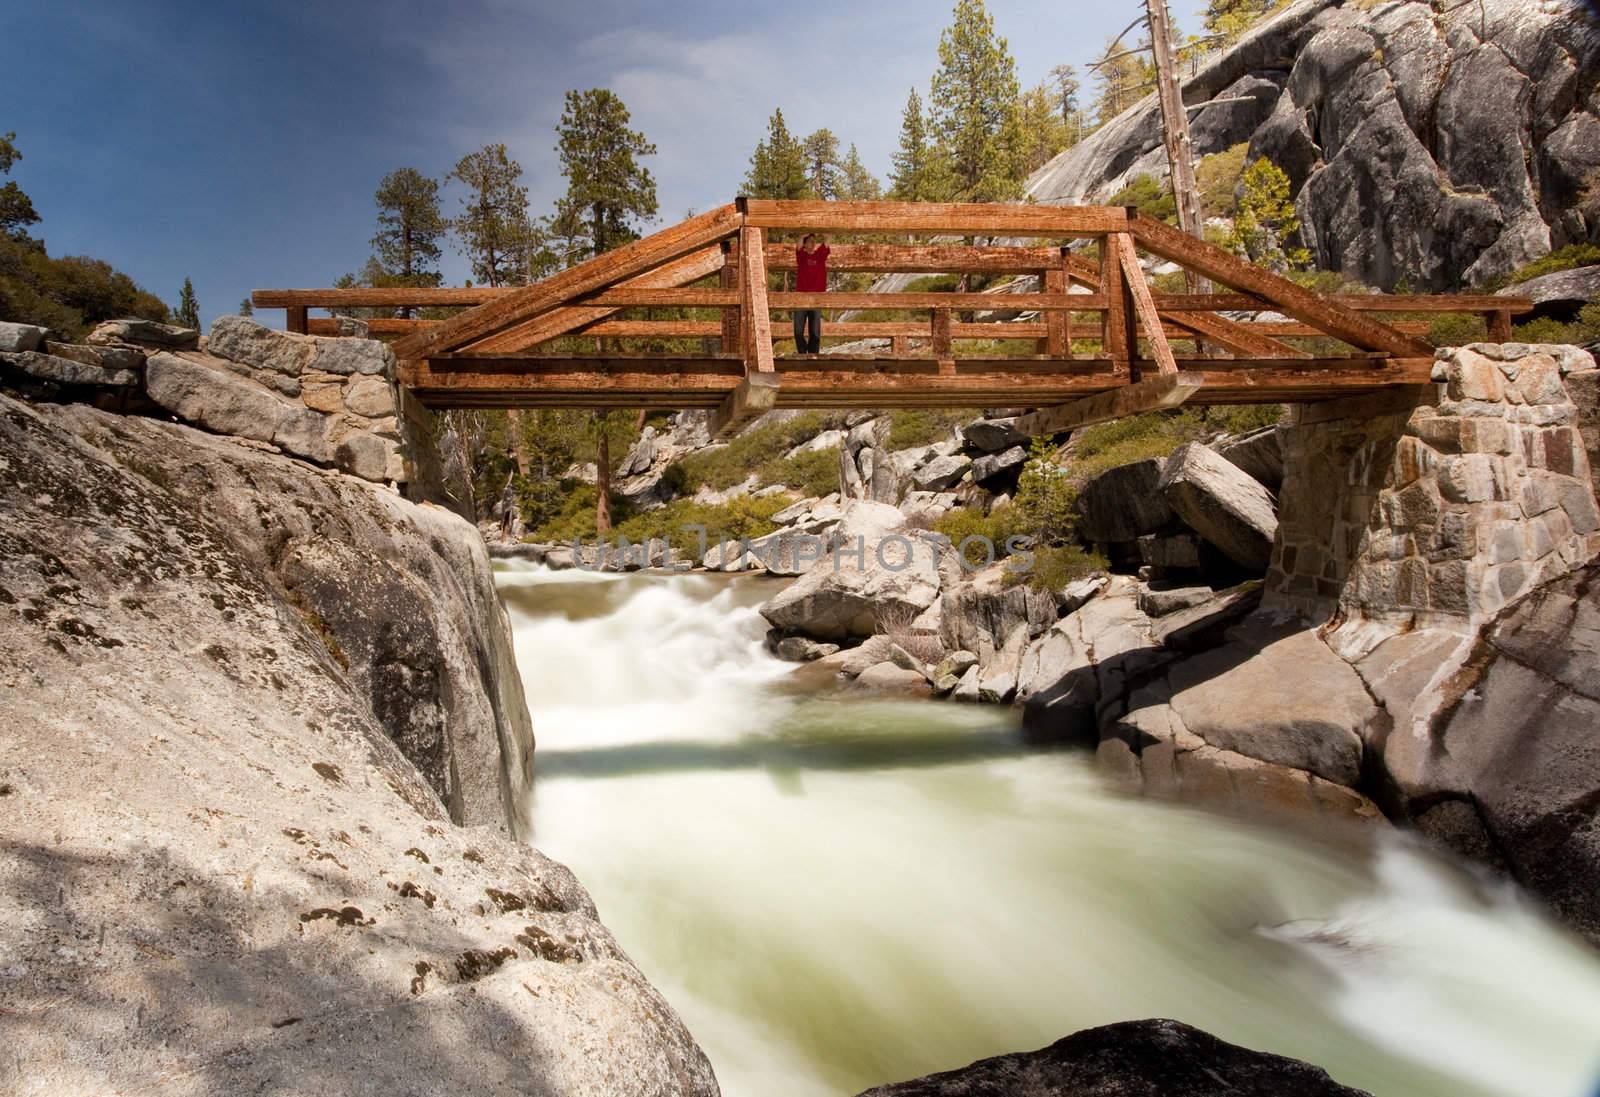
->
[1114,233,1178,376]
[255,287,506,308]
[711,373,780,438]
[1163,309,1311,359]
[562,287,739,309]
[719,241,739,352]
[1017,371,1204,436]
[1045,260,1069,358]
[469,246,727,353]
[406,354,1430,410]
[1485,309,1513,342]
[932,308,953,359]
[763,243,1060,273]
[740,225,774,372]
[1151,292,1533,315]
[1130,213,1434,357]
[1101,240,1130,376]
[285,305,308,335]
[740,199,1131,236]
[392,202,741,358]
[769,291,1107,311]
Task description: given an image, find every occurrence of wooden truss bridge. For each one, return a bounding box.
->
[253,199,1533,437]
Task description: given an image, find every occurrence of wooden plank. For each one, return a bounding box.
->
[1017,372,1205,437]
[1485,309,1513,342]
[1153,292,1534,315]
[1045,264,1068,357]
[740,225,774,372]
[932,308,952,359]
[1114,233,1178,376]
[712,373,781,438]
[741,199,1131,236]
[255,287,506,308]
[470,245,727,353]
[720,241,739,353]
[392,202,741,359]
[567,287,739,308]
[1100,240,1130,375]
[1132,213,1433,358]
[764,243,1059,273]
[1163,309,1311,359]
[285,305,308,334]
[769,291,1107,311]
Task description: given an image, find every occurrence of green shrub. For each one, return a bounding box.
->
[1070,409,1207,480]
[886,408,977,450]
[932,505,1024,568]
[1196,143,1249,218]
[1498,244,1600,289]
[1199,404,1286,436]
[1512,302,1600,346]
[1006,543,1108,593]
[757,445,840,497]
[613,495,788,548]
[526,482,634,544]
[1110,174,1177,223]
[1427,312,1488,348]
[668,411,838,492]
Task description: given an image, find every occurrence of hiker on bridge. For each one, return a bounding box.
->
[794,233,829,354]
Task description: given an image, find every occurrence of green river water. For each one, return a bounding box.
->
[495,562,1600,1097]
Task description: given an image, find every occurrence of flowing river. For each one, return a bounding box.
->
[494,561,1600,1097]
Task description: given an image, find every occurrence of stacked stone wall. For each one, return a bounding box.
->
[1268,344,1600,628]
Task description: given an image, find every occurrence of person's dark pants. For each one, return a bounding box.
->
[793,309,822,354]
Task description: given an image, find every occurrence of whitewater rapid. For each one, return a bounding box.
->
[495,561,1600,1097]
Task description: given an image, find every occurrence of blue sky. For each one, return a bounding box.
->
[6,0,1205,329]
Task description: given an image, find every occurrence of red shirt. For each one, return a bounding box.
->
[796,244,830,293]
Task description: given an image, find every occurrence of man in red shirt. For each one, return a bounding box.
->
[793,233,829,354]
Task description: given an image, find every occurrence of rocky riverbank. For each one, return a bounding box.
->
[0,319,716,1095]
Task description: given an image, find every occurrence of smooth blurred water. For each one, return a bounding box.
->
[494,561,1600,1097]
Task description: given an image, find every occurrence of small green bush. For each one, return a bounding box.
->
[1499,244,1600,289]
[887,408,976,450]
[1070,410,1206,480]
[757,445,840,497]
[1006,543,1108,593]
[1110,174,1177,223]
[612,495,788,547]
[668,411,838,492]
[1511,301,1600,346]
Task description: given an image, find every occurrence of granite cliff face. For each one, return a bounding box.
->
[0,391,717,1095]
[1029,0,1600,290]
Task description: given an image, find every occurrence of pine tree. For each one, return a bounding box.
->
[0,131,40,242]
[1229,157,1309,271]
[1205,0,1276,44]
[928,0,1023,201]
[238,297,253,316]
[1048,64,1088,146]
[888,89,946,202]
[802,128,843,200]
[372,168,446,288]
[554,88,659,259]
[743,109,812,200]
[1090,34,1153,126]
[1014,82,1072,178]
[175,277,199,330]
[448,144,531,288]
[840,144,882,201]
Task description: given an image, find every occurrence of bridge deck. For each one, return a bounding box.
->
[254,199,1531,437]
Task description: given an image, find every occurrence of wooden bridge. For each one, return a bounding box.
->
[253,199,1533,437]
